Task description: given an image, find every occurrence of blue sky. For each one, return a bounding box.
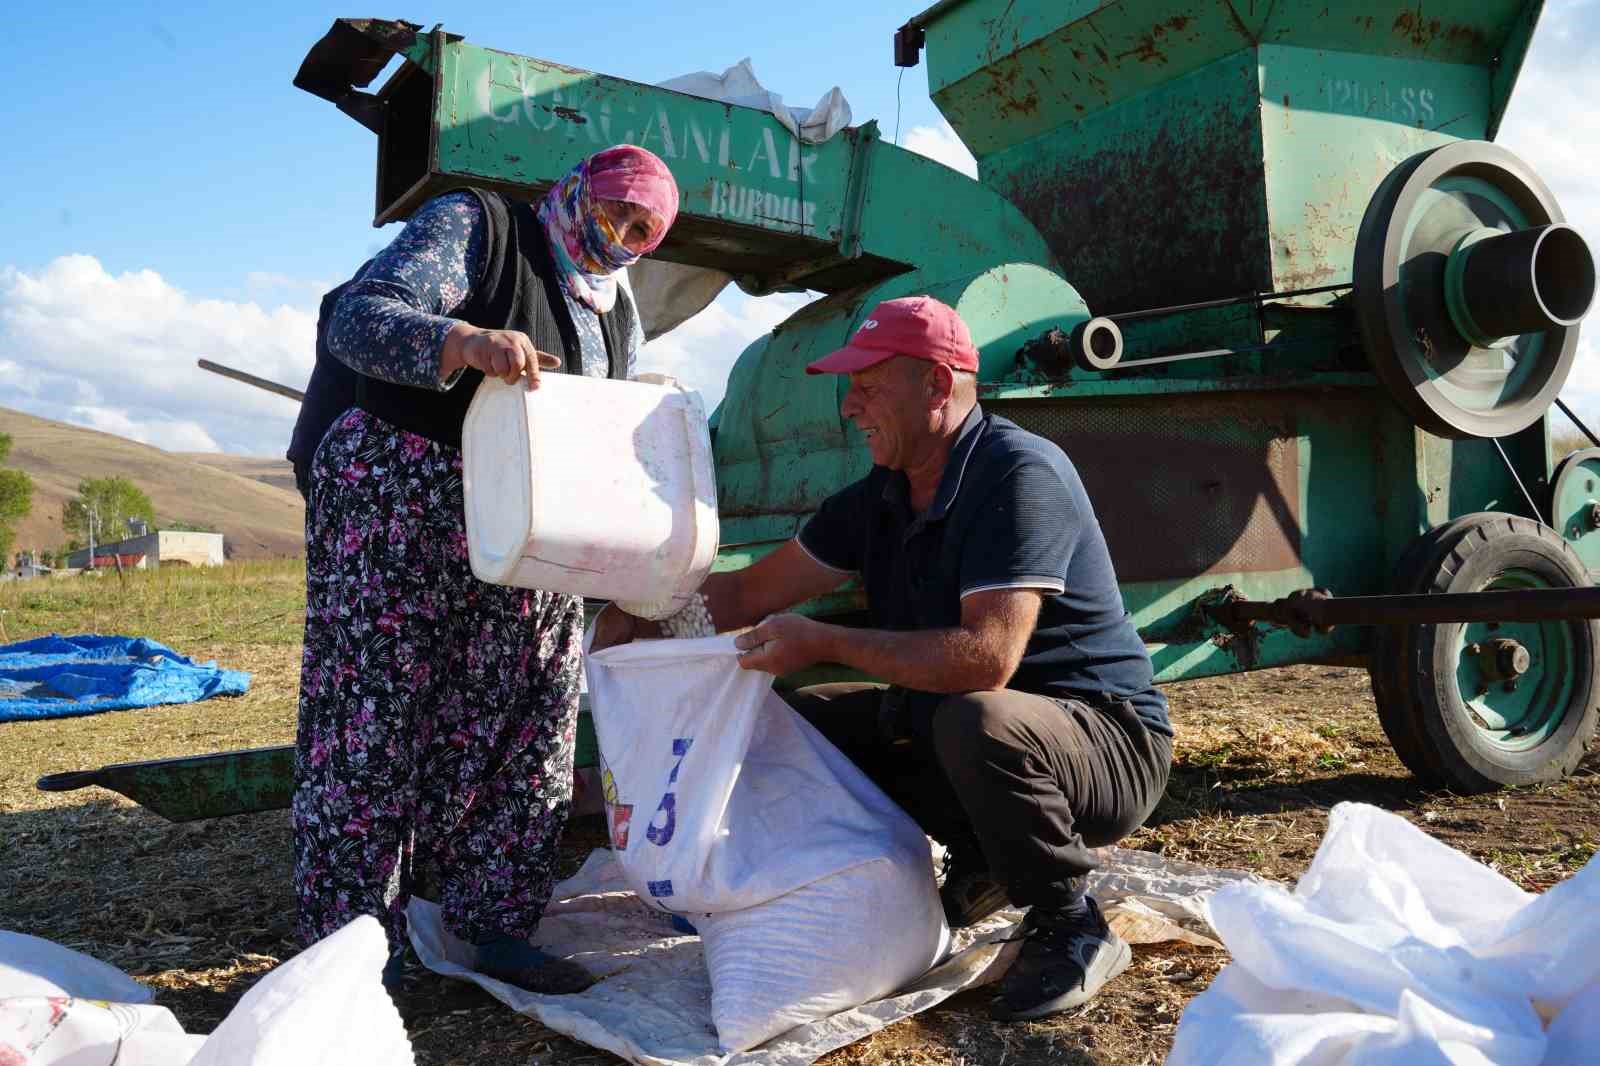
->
[2,2,1598,455]
[0,2,944,296]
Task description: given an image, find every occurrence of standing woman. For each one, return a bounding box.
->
[291,146,679,992]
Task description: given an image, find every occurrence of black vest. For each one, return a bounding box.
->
[287,188,635,466]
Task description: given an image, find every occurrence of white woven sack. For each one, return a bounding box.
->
[583,631,950,1049]
[583,632,935,913]
[698,859,946,1053]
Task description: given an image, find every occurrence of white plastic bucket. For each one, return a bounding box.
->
[462,374,719,619]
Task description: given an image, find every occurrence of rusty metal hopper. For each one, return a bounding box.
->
[906,1,1545,314]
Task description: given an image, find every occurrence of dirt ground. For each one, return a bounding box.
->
[4,616,1598,1063]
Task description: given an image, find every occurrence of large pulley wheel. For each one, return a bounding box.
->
[1354,141,1596,439]
[1369,513,1600,792]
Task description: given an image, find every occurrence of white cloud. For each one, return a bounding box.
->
[1496,2,1600,433]
[0,253,813,457]
[634,286,816,411]
[0,255,315,456]
[0,358,25,393]
[68,405,221,453]
[900,119,979,179]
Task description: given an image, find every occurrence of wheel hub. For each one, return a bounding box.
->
[1468,637,1532,682]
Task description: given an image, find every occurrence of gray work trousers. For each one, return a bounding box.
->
[782,684,1173,908]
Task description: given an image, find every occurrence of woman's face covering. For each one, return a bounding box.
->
[597,198,666,255]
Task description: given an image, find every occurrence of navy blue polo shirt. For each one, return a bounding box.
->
[797,405,1171,736]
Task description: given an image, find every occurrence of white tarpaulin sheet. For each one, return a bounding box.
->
[628,59,849,342]
[657,59,851,146]
[410,844,1258,1065]
[1169,802,1600,1066]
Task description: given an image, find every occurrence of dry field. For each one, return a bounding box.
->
[3,562,1597,1065]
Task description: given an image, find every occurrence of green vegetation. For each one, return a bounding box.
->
[0,433,34,563]
[62,476,156,548]
[1552,430,1596,461]
[0,558,306,647]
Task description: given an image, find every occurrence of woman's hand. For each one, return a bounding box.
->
[589,603,640,652]
[734,613,828,676]
[440,323,562,389]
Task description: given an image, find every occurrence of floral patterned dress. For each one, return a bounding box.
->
[292,191,636,952]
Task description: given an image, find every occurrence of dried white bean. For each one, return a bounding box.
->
[659,592,715,639]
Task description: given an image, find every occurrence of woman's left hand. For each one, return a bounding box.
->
[734,613,827,676]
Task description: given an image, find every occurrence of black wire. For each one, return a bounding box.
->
[1555,397,1600,450]
[894,66,906,145]
[1106,283,1354,323]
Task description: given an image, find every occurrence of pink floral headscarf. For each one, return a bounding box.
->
[538,145,679,313]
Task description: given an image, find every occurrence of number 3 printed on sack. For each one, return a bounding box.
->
[646,738,693,846]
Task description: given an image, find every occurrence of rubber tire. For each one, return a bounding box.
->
[1370,513,1503,782]
[1411,515,1598,792]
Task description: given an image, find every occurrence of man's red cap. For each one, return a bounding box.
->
[805,296,980,375]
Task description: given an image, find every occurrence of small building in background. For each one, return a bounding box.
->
[64,531,225,570]
[12,559,55,580]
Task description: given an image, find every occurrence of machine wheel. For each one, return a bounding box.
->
[1370,513,1500,781]
[1372,514,1600,791]
[1353,141,1592,439]
[1547,447,1600,576]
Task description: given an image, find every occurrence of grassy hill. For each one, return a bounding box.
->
[0,407,303,560]
[176,452,300,494]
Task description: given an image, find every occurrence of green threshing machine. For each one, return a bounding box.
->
[44,0,1600,818]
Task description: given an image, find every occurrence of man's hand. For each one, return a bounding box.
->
[734,613,829,675]
[440,323,562,389]
[589,603,640,652]
[766,590,1043,694]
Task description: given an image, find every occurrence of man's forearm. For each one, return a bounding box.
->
[614,540,851,645]
[813,623,1014,693]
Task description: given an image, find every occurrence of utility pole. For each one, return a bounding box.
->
[86,501,98,571]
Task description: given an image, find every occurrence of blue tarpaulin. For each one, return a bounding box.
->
[0,634,250,723]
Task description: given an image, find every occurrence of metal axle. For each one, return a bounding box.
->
[1208,586,1600,632]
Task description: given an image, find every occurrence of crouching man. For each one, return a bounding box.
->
[593,295,1172,1020]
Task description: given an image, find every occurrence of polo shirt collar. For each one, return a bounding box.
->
[881,404,987,522]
